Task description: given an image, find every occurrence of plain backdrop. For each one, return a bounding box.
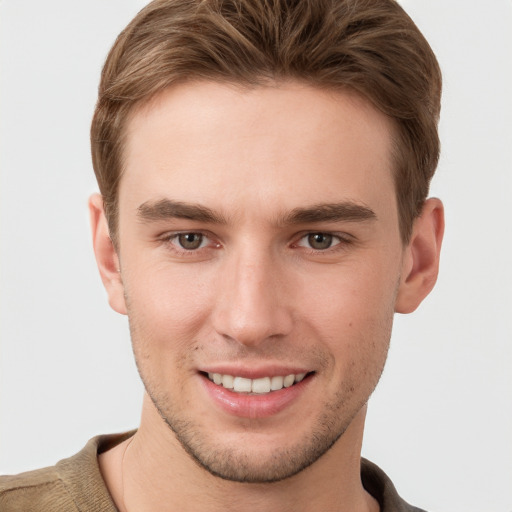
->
[1,1,511,511]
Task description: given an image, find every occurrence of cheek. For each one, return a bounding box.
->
[302,258,399,326]
[299,257,398,371]
[123,265,214,362]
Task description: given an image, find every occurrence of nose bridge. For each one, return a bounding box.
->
[213,242,292,346]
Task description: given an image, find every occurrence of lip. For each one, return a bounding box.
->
[199,371,313,419]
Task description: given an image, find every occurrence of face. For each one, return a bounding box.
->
[113,81,406,482]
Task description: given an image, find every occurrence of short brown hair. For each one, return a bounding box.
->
[91,0,441,244]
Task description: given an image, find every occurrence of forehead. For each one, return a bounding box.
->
[120,80,396,222]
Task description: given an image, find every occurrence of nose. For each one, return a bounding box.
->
[212,248,293,347]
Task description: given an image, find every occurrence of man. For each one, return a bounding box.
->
[0,0,444,510]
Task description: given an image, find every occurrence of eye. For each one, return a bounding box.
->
[172,233,208,250]
[297,233,341,250]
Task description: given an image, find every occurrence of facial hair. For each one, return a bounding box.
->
[127,312,391,484]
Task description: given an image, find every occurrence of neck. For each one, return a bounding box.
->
[101,395,378,512]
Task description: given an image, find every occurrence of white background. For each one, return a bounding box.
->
[1,1,511,511]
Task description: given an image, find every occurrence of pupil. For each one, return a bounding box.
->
[178,233,202,249]
[308,233,332,250]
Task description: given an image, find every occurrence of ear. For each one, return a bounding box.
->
[89,193,127,315]
[395,198,445,314]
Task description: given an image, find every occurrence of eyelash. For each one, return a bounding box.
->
[159,231,353,256]
[294,232,350,252]
[161,231,220,256]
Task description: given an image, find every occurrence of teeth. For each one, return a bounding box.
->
[207,372,308,394]
[233,377,252,393]
[283,374,295,387]
[251,377,271,394]
[270,376,284,390]
[221,374,234,389]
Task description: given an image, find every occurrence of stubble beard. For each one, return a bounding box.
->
[145,382,363,484]
[126,300,392,484]
[132,344,388,484]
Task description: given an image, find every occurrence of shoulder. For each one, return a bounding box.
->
[361,458,427,512]
[0,431,134,512]
[0,465,78,511]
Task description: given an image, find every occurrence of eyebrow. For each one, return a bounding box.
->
[137,199,227,224]
[281,202,377,225]
[136,198,377,226]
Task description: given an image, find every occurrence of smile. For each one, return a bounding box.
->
[207,372,307,394]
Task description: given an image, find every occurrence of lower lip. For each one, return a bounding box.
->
[200,374,312,419]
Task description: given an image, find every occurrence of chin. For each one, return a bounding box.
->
[149,387,362,484]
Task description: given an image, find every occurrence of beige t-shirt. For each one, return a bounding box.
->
[0,432,426,511]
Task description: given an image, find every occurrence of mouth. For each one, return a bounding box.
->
[203,371,312,395]
[199,369,315,418]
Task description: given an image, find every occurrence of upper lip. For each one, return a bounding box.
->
[199,365,312,379]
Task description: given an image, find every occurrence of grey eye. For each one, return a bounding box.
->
[177,233,204,250]
[307,233,333,250]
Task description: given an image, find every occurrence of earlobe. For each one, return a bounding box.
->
[88,194,127,315]
[395,198,445,314]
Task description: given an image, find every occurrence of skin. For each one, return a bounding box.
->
[91,81,444,512]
